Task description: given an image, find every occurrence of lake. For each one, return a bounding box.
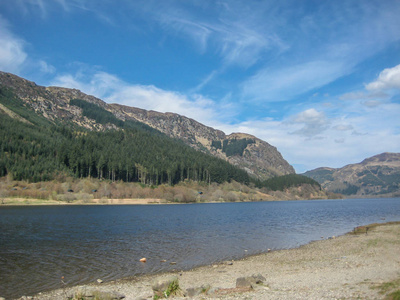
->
[1,198,400,299]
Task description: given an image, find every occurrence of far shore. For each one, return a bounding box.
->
[17,221,400,300]
[0,196,309,206]
[0,197,170,206]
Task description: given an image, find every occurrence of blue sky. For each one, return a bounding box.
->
[1,0,400,173]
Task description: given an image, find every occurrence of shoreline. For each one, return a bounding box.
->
[0,197,169,206]
[19,221,400,300]
[0,197,323,206]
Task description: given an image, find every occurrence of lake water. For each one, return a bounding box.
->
[1,198,400,299]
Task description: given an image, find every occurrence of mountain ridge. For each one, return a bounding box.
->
[303,152,400,197]
[0,71,294,180]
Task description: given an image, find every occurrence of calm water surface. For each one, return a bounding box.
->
[1,198,400,299]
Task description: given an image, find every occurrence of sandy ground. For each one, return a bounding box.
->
[20,222,400,300]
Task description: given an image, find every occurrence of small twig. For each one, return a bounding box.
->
[61,276,69,299]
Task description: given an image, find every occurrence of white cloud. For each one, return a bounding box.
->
[338,63,400,109]
[289,108,329,138]
[366,64,400,91]
[0,16,27,74]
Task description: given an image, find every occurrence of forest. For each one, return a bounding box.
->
[0,116,252,185]
[212,138,255,157]
[0,89,250,185]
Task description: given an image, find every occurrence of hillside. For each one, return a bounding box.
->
[0,71,294,180]
[303,153,400,197]
[0,88,252,186]
[0,71,328,202]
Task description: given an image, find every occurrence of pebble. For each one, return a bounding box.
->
[97,279,103,283]
[139,257,147,262]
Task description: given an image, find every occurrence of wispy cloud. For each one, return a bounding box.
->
[6,0,53,18]
[339,91,389,101]
[0,16,27,74]
[144,0,286,69]
[240,1,400,103]
[3,0,115,25]
[242,60,348,102]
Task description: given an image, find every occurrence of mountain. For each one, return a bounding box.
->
[0,71,294,180]
[303,153,400,197]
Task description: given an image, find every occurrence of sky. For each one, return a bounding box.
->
[1,0,400,173]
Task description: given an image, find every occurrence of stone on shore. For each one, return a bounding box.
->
[236,273,266,289]
[250,273,266,284]
[186,285,211,297]
[236,277,253,289]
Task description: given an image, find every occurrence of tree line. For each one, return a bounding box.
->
[255,174,321,191]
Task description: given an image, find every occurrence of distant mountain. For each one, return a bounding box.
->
[303,153,400,197]
[0,71,294,182]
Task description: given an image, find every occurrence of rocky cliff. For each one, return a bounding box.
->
[0,71,295,179]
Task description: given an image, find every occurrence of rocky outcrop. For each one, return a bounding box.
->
[0,71,295,179]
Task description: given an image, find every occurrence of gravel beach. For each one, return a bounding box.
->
[15,222,400,300]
